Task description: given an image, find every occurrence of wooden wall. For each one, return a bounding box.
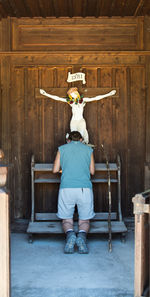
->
[0,17,150,219]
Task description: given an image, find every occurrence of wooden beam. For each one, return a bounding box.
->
[132,194,150,297]
[35,87,119,100]
[0,190,10,297]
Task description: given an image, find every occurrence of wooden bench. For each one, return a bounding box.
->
[27,155,127,243]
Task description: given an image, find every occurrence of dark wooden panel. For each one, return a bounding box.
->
[0,1,150,18]
[24,68,40,217]
[11,17,144,51]
[1,57,11,160]
[144,16,150,50]
[0,52,147,218]
[115,67,128,214]
[0,18,11,51]
[128,67,146,207]
[10,67,25,218]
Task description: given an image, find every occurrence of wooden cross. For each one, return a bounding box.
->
[35,86,119,144]
[35,87,119,99]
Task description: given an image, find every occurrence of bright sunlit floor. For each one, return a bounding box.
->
[11,228,134,297]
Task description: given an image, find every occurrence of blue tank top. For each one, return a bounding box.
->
[59,141,93,189]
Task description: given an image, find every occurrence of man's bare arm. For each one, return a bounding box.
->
[90,152,95,175]
[84,90,116,103]
[40,89,67,103]
[53,151,61,173]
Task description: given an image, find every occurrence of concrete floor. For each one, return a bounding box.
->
[11,230,134,297]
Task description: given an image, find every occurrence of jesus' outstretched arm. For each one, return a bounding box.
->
[83,90,116,103]
[40,89,67,103]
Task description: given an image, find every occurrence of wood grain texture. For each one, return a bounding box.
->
[0,1,150,18]
[0,16,149,218]
[5,61,146,217]
[8,52,146,66]
[11,17,144,51]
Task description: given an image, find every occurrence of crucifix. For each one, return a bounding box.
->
[37,86,117,144]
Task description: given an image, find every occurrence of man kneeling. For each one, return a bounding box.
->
[53,131,95,254]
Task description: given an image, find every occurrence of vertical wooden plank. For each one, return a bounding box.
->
[37,67,44,163]
[126,66,133,216]
[1,17,11,51]
[11,18,18,51]
[96,66,106,212]
[10,67,25,218]
[39,66,57,212]
[56,66,71,146]
[0,191,10,297]
[40,67,55,162]
[50,66,70,212]
[145,56,150,190]
[134,213,148,297]
[130,67,146,197]
[53,67,59,151]
[144,16,150,50]
[24,67,39,158]
[84,67,98,147]
[0,62,2,147]
[1,56,11,162]
[99,67,119,213]
[24,67,39,217]
[114,67,128,215]
[137,17,144,50]
[134,214,144,297]
[98,67,113,158]
[84,66,101,212]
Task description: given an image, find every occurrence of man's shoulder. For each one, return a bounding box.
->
[80,142,93,153]
[58,143,69,151]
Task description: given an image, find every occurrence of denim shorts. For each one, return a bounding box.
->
[57,188,95,220]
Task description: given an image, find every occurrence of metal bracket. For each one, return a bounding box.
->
[132,194,150,215]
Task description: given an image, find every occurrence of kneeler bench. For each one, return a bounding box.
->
[27,155,127,243]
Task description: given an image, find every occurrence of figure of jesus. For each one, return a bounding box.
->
[40,87,116,144]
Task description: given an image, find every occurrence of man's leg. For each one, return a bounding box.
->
[76,219,90,254]
[62,219,76,254]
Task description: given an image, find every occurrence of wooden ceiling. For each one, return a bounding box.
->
[0,0,150,19]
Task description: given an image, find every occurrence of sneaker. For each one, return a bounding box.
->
[76,232,89,254]
[64,231,76,254]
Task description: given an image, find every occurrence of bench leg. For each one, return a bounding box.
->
[121,232,126,243]
[28,233,33,243]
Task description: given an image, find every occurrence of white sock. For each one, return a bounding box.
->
[66,229,74,233]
